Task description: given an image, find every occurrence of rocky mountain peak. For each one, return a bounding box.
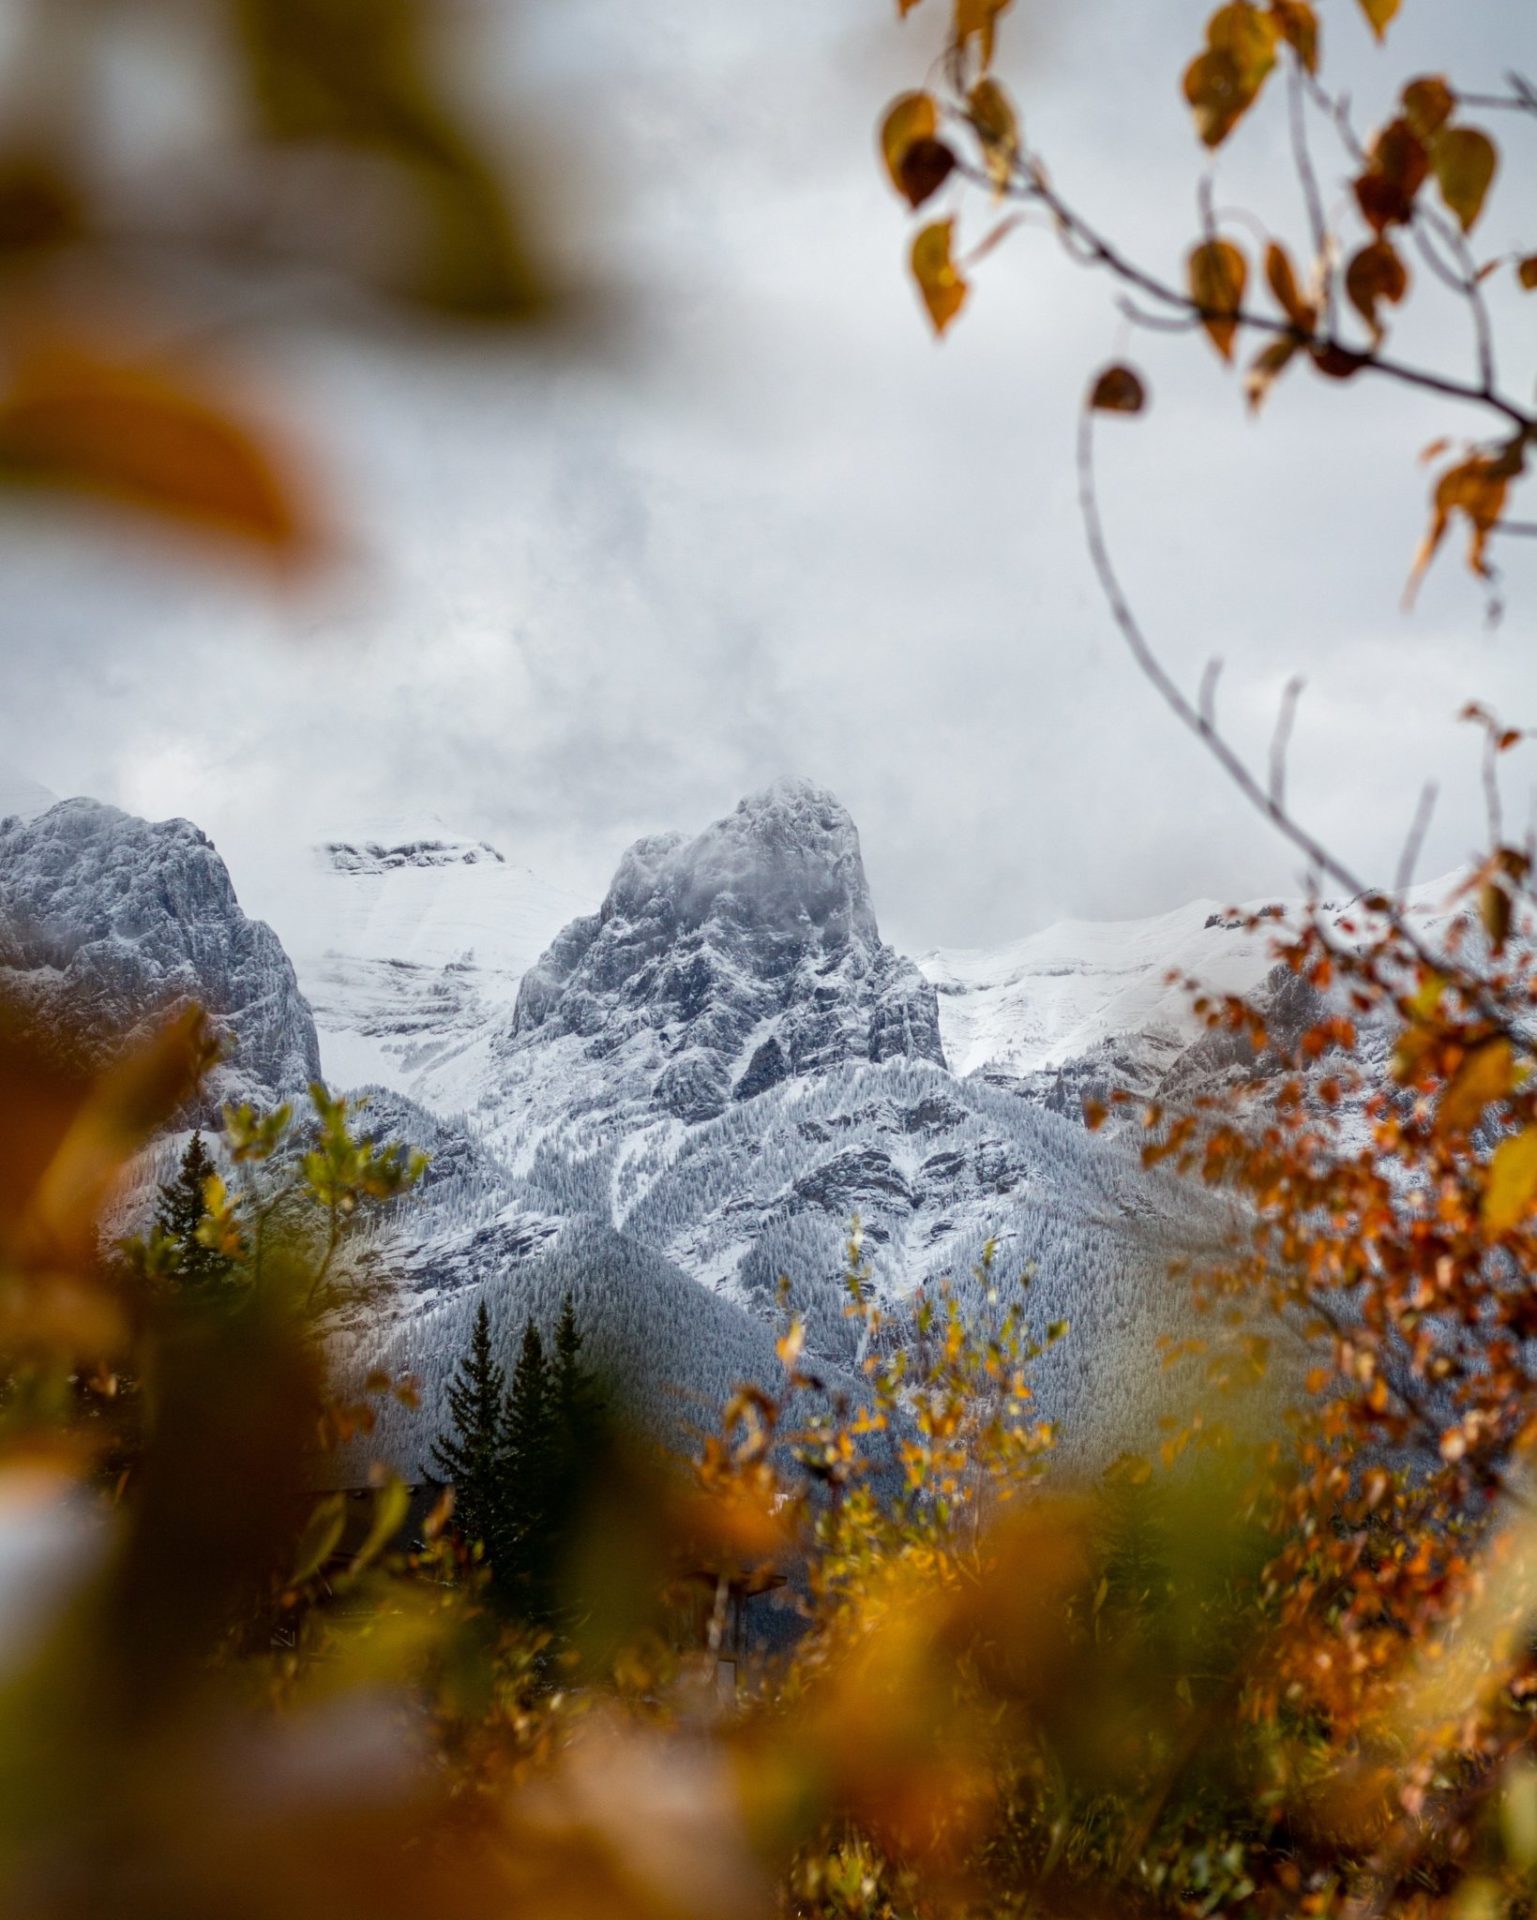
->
[0,798,321,1110]
[506,781,942,1127]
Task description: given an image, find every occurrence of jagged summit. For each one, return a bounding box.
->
[0,797,320,1108]
[505,780,942,1129]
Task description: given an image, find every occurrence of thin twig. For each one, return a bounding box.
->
[1395,783,1439,901]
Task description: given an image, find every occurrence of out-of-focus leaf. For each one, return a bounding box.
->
[0,338,319,566]
[1188,238,1248,359]
[1265,240,1315,330]
[911,219,969,335]
[897,138,957,210]
[1402,75,1455,140]
[0,153,83,256]
[969,77,1020,191]
[292,1493,347,1585]
[1356,0,1400,40]
[1406,445,1521,604]
[1270,0,1319,74]
[1519,256,1537,291]
[1345,236,1409,340]
[1089,364,1147,414]
[1184,7,1280,147]
[1432,125,1498,233]
[347,1474,411,1578]
[1438,1039,1514,1137]
[1245,336,1300,411]
[1354,119,1428,231]
[955,0,1013,72]
[880,92,938,198]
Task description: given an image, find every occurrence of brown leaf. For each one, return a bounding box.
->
[1089,364,1148,414]
[1183,5,1279,146]
[1188,238,1248,359]
[911,219,969,335]
[1310,343,1366,380]
[1401,75,1455,141]
[0,336,317,565]
[1432,125,1498,233]
[1353,118,1428,231]
[1519,256,1537,291]
[897,137,957,210]
[880,92,939,198]
[1345,236,1409,340]
[1356,0,1400,40]
[1269,0,1319,74]
[1245,336,1300,411]
[969,76,1020,191]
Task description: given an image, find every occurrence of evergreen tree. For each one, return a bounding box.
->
[155,1132,233,1293]
[499,1319,554,1613]
[429,1300,508,1566]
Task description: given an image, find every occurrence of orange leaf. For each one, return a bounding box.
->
[1519,256,1537,291]
[911,219,969,335]
[0,336,316,565]
[1356,0,1400,40]
[1406,446,1522,605]
[1189,238,1248,359]
[1245,336,1299,411]
[1265,240,1315,329]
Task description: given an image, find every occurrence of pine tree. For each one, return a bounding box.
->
[155,1132,233,1293]
[499,1319,554,1615]
[429,1300,508,1566]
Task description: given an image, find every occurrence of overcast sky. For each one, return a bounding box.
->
[2,0,1535,955]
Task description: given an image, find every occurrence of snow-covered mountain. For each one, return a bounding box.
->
[271,813,585,1097]
[0,798,320,1111]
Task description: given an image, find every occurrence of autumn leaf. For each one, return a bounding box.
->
[969,76,1020,192]
[1483,1128,1537,1236]
[1189,238,1248,359]
[955,0,1013,72]
[1269,0,1319,74]
[1354,119,1428,231]
[881,92,939,198]
[1432,125,1498,233]
[1345,237,1409,340]
[1519,256,1537,291]
[1089,364,1147,414]
[898,139,958,210]
[1265,240,1315,330]
[0,335,316,565]
[1402,75,1455,141]
[1356,0,1400,41]
[1406,446,1522,605]
[1245,337,1300,411]
[912,218,969,335]
[1183,3,1280,146]
[1438,1038,1514,1136]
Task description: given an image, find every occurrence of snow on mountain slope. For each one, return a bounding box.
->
[0,774,57,824]
[268,815,586,1100]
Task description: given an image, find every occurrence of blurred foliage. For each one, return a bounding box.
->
[0,0,560,567]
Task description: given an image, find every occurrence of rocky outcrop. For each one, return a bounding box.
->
[0,798,321,1110]
[509,778,945,1124]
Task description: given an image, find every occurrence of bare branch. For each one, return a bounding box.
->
[1395,783,1439,901]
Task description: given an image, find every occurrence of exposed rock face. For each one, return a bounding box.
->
[0,799,321,1108]
[508,779,945,1125]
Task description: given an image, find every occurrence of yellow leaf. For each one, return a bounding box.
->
[1439,1038,1514,1136]
[1188,238,1248,360]
[954,0,1013,71]
[969,76,1020,191]
[1484,1128,1537,1236]
[1432,125,1498,233]
[880,92,938,198]
[911,218,969,336]
[1356,0,1400,40]
[1402,75,1455,140]
[1269,0,1319,74]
